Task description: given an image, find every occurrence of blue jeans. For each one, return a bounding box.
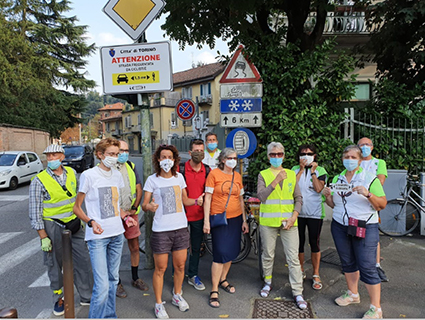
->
[87,234,124,318]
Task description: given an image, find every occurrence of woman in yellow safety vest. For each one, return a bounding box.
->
[256,142,307,310]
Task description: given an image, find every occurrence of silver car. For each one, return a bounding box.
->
[0,151,44,190]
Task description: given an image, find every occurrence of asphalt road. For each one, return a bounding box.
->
[1,163,425,319]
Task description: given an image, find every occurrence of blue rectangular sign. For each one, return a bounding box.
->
[220,98,262,113]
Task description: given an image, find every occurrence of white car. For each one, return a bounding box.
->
[0,151,44,190]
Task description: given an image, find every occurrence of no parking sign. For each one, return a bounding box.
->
[175,99,196,121]
[226,128,257,159]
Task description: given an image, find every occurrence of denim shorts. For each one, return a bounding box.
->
[150,227,190,254]
[331,219,380,285]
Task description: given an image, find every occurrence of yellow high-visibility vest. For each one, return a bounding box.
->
[125,161,140,215]
[259,168,297,227]
[37,167,77,223]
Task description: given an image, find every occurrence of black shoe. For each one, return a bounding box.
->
[377,266,389,282]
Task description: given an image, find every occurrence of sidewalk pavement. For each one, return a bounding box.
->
[69,219,425,319]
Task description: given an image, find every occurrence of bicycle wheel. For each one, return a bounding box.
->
[379,199,420,236]
[139,215,146,254]
[255,224,264,280]
[233,232,251,263]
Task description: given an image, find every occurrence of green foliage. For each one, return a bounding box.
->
[244,37,356,182]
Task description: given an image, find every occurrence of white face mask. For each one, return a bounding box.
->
[225,159,237,169]
[300,155,314,166]
[102,156,118,168]
[160,159,174,173]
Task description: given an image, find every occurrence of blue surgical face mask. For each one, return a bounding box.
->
[47,159,61,170]
[343,159,359,172]
[207,143,217,151]
[270,157,283,168]
[360,146,371,158]
[117,152,129,164]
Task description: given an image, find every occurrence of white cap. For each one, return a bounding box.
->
[43,144,65,154]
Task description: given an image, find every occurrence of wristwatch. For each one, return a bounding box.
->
[87,219,95,228]
[131,205,138,211]
[311,172,316,176]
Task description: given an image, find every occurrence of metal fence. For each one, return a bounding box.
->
[341,108,425,175]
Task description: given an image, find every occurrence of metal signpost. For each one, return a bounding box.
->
[103,0,168,270]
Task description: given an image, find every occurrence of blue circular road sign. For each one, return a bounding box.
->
[226,128,257,159]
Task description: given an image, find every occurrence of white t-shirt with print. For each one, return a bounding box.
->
[79,167,125,241]
[143,172,188,232]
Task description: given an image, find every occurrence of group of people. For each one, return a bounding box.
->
[29,133,388,319]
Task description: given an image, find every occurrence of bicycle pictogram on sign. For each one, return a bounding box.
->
[175,99,196,121]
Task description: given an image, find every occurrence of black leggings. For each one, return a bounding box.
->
[298,217,323,253]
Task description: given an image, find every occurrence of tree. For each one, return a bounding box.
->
[161,1,358,178]
[0,0,95,137]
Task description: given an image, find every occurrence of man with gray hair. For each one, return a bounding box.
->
[29,144,93,316]
[257,142,306,309]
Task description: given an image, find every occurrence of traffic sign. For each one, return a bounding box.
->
[220,45,262,84]
[220,113,262,128]
[100,41,173,95]
[220,83,263,99]
[175,99,196,121]
[220,98,262,113]
[226,128,257,159]
[103,0,166,40]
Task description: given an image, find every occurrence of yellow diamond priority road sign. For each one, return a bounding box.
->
[103,0,166,40]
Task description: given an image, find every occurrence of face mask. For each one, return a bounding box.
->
[102,156,118,168]
[160,159,174,173]
[207,143,218,151]
[300,155,314,166]
[117,152,129,164]
[47,159,61,170]
[191,151,205,163]
[225,159,237,169]
[270,157,283,168]
[343,159,359,172]
[360,146,371,158]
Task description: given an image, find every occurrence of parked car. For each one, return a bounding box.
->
[0,151,44,190]
[62,145,94,173]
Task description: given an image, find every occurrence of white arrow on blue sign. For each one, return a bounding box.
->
[220,98,262,113]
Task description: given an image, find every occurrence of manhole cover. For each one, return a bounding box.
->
[321,248,341,266]
[252,299,314,319]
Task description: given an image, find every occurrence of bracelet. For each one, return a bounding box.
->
[195,199,198,206]
[311,172,316,176]
[366,192,372,198]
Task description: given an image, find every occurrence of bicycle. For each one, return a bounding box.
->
[378,175,423,236]
[203,194,264,279]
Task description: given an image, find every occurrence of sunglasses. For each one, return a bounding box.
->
[61,185,72,197]
[226,157,238,160]
[269,152,284,157]
[300,152,314,156]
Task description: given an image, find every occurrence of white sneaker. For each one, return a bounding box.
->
[172,293,189,312]
[155,302,169,319]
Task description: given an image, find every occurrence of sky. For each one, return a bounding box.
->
[68,0,230,94]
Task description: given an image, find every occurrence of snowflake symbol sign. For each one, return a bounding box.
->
[229,100,240,111]
[242,100,253,111]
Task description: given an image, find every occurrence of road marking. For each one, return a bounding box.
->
[0,232,24,245]
[0,237,40,277]
[0,195,29,202]
[29,271,49,288]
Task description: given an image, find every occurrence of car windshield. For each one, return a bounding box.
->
[64,146,84,157]
[0,154,17,166]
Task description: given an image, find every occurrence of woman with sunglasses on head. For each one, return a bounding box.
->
[256,142,307,310]
[291,144,327,291]
[203,148,248,308]
[142,144,203,319]
[323,145,386,319]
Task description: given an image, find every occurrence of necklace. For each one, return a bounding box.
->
[98,167,113,179]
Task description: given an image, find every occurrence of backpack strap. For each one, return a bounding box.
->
[126,160,135,171]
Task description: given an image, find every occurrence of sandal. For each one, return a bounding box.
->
[294,295,308,310]
[209,291,220,308]
[260,283,272,297]
[312,275,323,290]
[219,279,235,294]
